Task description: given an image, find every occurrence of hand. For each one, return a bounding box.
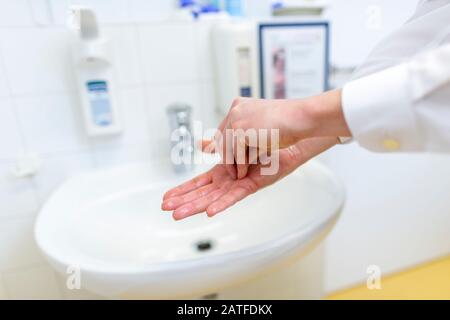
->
[214,90,351,179]
[161,137,338,220]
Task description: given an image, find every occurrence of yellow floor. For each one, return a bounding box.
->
[328,255,450,300]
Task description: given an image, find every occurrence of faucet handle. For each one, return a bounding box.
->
[167,103,195,174]
[166,103,192,115]
[167,103,192,125]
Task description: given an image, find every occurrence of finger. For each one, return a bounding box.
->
[236,163,249,180]
[247,146,260,165]
[173,188,227,220]
[219,123,237,180]
[163,171,212,200]
[162,183,217,211]
[198,139,216,153]
[233,131,249,179]
[248,147,273,166]
[216,114,229,134]
[238,148,258,181]
[216,97,242,133]
[207,184,253,217]
[226,164,237,180]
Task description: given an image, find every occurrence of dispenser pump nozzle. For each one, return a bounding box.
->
[69,6,99,40]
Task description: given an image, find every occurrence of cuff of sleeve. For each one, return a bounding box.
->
[342,63,424,152]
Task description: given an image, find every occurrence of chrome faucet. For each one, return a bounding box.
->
[167,103,194,174]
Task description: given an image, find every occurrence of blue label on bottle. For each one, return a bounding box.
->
[86,80,112,127]
[240,86,252,97]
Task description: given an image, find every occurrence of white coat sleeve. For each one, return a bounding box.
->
[342,43,450,152]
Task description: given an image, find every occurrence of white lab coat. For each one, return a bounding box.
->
[342,0,450,152]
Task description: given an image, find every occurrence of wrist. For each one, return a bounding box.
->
[303,89,352,138]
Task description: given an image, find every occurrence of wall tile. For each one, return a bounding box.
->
[129,0,174,22]
[75,0,130,24]
[0,0,34,27]
[3,265,62,299]
[50,0,131,25]
[103,26,144,87]
[0,55,9,97]
[0,99,24,160]
[195,21,216,81]
[47,0,68,25]
[15,94,90,155]
[200,82,221,130]
[0,162,39,218]
[0,28,75,95]
[0,217,44,271]
[324,0,416,68]
[33,153,94,202]
[29,0,53,26]
[138,23,198,85]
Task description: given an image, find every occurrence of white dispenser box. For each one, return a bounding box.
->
[213,20,260,113]
[213,19,329,114]
[70,7,122,136]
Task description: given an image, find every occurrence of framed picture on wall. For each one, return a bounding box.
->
[258,22,329,99]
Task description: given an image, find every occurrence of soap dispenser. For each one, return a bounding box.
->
[70,7,122,136]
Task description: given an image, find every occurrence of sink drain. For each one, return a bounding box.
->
[195,239,214,252]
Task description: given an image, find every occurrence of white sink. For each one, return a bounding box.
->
[34,160,344,299]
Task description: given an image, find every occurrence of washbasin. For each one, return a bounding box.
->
[34,160,344,299]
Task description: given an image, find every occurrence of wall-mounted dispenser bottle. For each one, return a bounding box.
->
[70,7,122,136]
[213,21,260,115]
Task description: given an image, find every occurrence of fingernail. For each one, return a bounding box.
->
[207,207,217,217]
[176,206,191,218]
[162,200,175,210]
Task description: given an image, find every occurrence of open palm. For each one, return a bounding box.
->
[162,137,337,220]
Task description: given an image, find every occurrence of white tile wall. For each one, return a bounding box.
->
[0,98,24,160]
[0,55,9,97]
[0,28,75,96]
[0,217,44,271]
[138,23,198,85]
[200,82,221,129]
[129,0,175,23]
[50,0,178,25]
[0,0,34,27]
[195,21,216,81]
[0,162,39,218]
[15,94,90,155]
[48,0,71,25]
[29,0,53,26]
[103,25,144,87]
[50,0,131,25]
[2,265,62,299]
